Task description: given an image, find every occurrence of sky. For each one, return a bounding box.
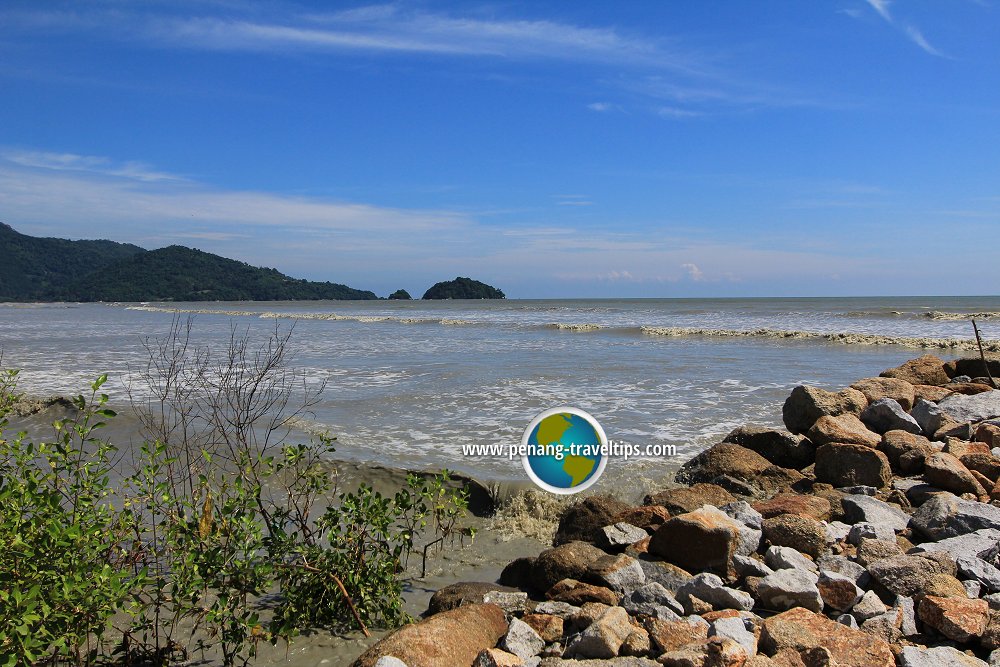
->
[1,1,998,298]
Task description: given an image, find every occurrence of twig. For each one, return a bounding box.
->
[422,537,444,578]
[290,561,370,637]
[972,319,998,389]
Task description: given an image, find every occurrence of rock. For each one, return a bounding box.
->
[924,452,988,496]
[912,529,1000,561]
[601,523,650,551]
[852,590,887,621]
[648,506,744,577]
[921,572,972,599]
[861,398,922,435]
[976,423,1000,448]
[762,514,827,558]
[840,494,911,533]
[867,554,954,598]
[753,494,831,521]
[427,582,519,615]
[676,573,755,612]
[911,493,1000,540]
[939,390,1000,424]
[914,384,955,403]
[814,443,891,489]
[947,439,994,459]
[856,538,903,567]
[546,579,619,606]
[554,496,631,546]
[947,358,1000,380]
[881,429,937,468]
[709,615,757,656]
[918,595,989,642]
[564,601,611,635]
[963,453,1000,483]
[897,595,919,637]
[622,581,684,619]
[860,608,903,644]
[538,659,660,667]
[533,601,579,618]
[733,554,775,579]
[817,570,863,612]
[644,617,710,654]
[564,606,634,660]
[837,614,859,629]
[757,568,823,612]
[959,556,1000,593]
[848,522,895,544]
[826,521,853,543]
[881,355,950,386]
[674,443,772,488]
[485,591,530,616]
[474,649,523,667]
[352,604,509,667]
[374,658,409,667]
[501,558,537,589]
[522,613,564,643]
[807,414,882,448]
[912,399,947,437]
[723,424,816,468]
[500,618,545,660]
[759,607,895,667]
[643,483,736,516]
[658,637,748,667]
[898,645,988,666]
[620,628,651,658]
[635,558,694,594]
[852,377,917,411]
[765,545,817,573]
[587,554,646,594]
[720,500,764,529]
[817,555,871,587]
[532,542,610,592]
[613,506,672,533]
[783,385,868,435]
[966,580,983,598]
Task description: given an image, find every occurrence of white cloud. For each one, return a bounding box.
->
[3,149,185,182]
[862,0,948,57]
[681,263,705,281]
[587,102,613,112]
[865,0,893,22]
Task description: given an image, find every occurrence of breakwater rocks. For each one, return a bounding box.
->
[353,354,1000,667]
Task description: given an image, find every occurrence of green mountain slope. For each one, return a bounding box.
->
[0,223,145,300]
[422,277,505,300]
[0,224,376,302]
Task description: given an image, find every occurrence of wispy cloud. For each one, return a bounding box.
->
[3,149,186,183]
[862,0,948,57]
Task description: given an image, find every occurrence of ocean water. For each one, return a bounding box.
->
[1,296,998,493]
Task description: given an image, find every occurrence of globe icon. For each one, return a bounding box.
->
[522,407,608,494]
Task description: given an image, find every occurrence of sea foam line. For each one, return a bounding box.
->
[639,326,999,351]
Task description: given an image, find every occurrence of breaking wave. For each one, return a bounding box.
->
[639,326,998,351]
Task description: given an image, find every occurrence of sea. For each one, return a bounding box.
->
[2,296,999,496]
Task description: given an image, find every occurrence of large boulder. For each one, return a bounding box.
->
[912,399,947,437]
[898,645,988,666]
[814,443,892,488]
[852,377,917,411]
[939,390,1000,424]
[723,424,816,468]
[756,568,823,612]
[753,493,831,521]
[532,541,610,592]
[867,554,955,598]
[564,606,634,659]
[807,414,882,448]
[762,514,826,558]
[911,493,1000,540]
[923,452,987,496]
[860,398,922,435]
[553,495,632,546]
[643,483,735,515]
[759,607,895,666]
[782,385,868,435]
[648,506,743,578]
[427,582,519,615]
[352,604,508,667]
[880,430,937,468]
[946,357,1000,380]
[674,443,771,486]
[881,354,950,386]
[918,595,989,643]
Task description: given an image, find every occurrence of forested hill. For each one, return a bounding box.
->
[0,223,377,302]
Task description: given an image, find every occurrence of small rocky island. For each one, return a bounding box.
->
[422,277,505,300]
[354,354,1000,667]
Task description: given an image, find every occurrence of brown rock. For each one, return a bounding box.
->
[913,384,954,403]
[565,605,633,659]
[553,495,632,546]
[814,443,892,488]
[546,578,619,606]
[762,514,827,558]
[427,582,519,615]
[947,382,996,396]
[659,637,748,667]
[648,506,743,578]
[924,451,988,496]
[921,573,970,599]
[614,505,672,532]
[881,354,950,386]
[971,469,995,496]
[645,617,710,654]
[856,538,903,567]
[867,554,956,598]
[918,595,989,642]
[783,385,868,435]
[532,541,610,592]
[753,494,831,521]
[723,424,816,469]
[675,443,772,487]
[946,357,1000,380]
[522,613,563,643]
[473,648,523,667]
[980,611,1000,651]
[565,601,611,634]
[807,414,881,448]
[976,423,1000,448]
[759,607,894,667]
[351,603,508,667]
[620,627,652,657]
[499,557,536,589]
[945,439,992,458]
[880,430,936,469]
[644,483,737,516]
[746,657,779,667]
[851,377,916,411]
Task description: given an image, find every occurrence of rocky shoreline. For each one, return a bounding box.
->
[352,354,1000,667]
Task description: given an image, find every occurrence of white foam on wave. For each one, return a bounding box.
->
[639,326,997,351]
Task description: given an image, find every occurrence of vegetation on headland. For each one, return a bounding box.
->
[421,276,505,300]
[387,289,412,300]
[0,223,377,302]
[0,322,470,666]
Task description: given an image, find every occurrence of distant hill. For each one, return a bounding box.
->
[422,277,505,300]
[0,223,377,302]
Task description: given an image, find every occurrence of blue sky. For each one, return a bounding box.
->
[1,1,998,298]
